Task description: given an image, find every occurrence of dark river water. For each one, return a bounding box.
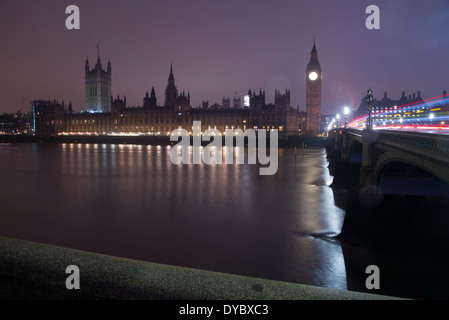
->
[1,143,448,299]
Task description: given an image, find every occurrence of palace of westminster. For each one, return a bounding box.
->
[33,41,324,137]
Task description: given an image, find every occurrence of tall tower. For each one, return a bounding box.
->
[85,44,112,113]
[165,64,178,108]
[306,39,322,136]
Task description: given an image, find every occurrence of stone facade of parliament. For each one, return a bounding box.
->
[34,51,307,137]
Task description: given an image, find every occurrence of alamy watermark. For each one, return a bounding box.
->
[65,5,80,30]
[365,265,380,290]
[169,121,278,176]
[366,5,380,30]
[65,265,80,290]
[66,5,380,31]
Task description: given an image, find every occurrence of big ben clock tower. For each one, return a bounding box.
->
[306,39,322,136]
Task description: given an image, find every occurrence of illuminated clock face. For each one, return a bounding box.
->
[308,71,318,81]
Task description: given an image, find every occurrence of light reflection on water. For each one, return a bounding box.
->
[0,143,347,290]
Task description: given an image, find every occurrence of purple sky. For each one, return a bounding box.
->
[1,0,448,115]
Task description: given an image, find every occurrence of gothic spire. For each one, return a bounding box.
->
[307,38,320,68]
[95,42,102,69]
[311,38,318,57]
[169,64,175,85]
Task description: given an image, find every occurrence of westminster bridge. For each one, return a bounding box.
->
[327,128,449,243]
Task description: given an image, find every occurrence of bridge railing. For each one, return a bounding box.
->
[375,130,449,166]
[337,129,449,164]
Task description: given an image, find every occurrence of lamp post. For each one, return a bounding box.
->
[344,106,350,128]
[366,88,373,129]
[336,113,340,128]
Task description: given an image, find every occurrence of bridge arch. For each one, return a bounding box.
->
[375,152,449,197]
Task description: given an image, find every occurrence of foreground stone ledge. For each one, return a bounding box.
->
[0,237,401,300]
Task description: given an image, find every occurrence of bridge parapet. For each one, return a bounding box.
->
[375,131,449,168]
[346,128,363,140]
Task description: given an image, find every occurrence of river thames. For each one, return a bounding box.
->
[0,142,448,299]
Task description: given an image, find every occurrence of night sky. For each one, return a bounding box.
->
[1,0,448,115]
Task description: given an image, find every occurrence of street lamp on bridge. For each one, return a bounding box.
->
[366,88,373,129]
[430,113,435,126]
[344,106,350,128]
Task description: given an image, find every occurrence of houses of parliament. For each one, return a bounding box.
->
[33,42,323,137]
